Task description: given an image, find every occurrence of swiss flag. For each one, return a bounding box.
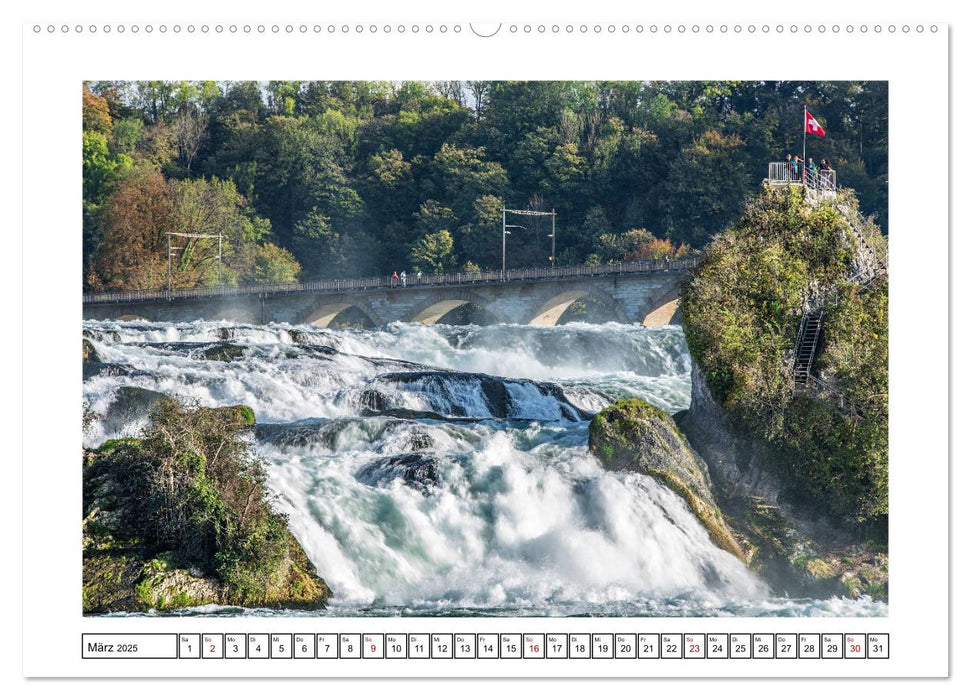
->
[805,109,826,136]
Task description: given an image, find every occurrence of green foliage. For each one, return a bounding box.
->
[87,399,292,597]
[241,243,302,284]
[83,132,132,202]
[409,229,456,273]
[83,80,888,291]
[658,130,752,247]
[113,117,144,154]
[680,187,888,534]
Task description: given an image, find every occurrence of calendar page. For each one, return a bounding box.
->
[19,2,950,682]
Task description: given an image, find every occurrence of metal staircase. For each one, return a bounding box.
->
[793,305,825,387]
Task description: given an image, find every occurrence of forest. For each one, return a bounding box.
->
[82,80,888,292]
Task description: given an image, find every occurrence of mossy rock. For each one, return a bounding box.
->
[200,343,247,361]
[589,399,745,561]
[82,338,100,363]
[222,404,256,426]
[102,387,169,435]
[82,400,328,614]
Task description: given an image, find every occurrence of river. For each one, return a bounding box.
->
[82,319,886,617]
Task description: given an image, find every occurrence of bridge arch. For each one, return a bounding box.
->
[303,300,380,329]
[406,290,498,325]
[525,287,625,326]
[636,284,683,327]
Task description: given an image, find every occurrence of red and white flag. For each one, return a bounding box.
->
[805,108,826,136]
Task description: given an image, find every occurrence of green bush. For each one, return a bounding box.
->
[88,398,294,596]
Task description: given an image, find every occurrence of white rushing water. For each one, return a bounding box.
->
[84,319,886,617]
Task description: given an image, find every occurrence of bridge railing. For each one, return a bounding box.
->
[82,256,699,305]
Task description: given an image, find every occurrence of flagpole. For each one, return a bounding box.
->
[802,105,807,182]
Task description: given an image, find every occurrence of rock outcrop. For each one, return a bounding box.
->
[589,398,745,561]
[82,401,329,614]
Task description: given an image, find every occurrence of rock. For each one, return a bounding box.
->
[83,338,101,364]
[409,430,434,450]
[479,377,512,417]
[210,404,256,427]
[375,370,593,421]
[82,412,329,614]
[589,398,745,561]
[102,387,168,435]
[83,339,129,380]
[359,388,393,413]
[356,453,443,495]
[200,343,247,361]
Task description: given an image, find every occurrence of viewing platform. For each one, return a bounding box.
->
[765,162,837,201]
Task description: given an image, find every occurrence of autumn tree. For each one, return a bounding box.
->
[83,85,113,135]
[92,169,175,290]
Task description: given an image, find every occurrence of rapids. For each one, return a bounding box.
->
[83,319,886,617]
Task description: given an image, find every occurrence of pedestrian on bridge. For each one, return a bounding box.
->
[401,270,407,288]
[392,270,399,287]
[416,270,422,284]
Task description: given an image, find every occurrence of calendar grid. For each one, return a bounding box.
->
[81,632,890,661]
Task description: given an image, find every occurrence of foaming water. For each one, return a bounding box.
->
[83,319,886,617]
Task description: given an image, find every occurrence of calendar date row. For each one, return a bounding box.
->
[82,632,889,660]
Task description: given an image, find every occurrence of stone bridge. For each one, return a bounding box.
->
[82,260,695,328]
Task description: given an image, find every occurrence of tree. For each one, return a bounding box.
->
[83,132,131,203]
[92,169,175,290]
[595,228,656,262]
[83,85,113,135]
[456,195,502,266]
[174,107,208,174]
[409,229,455,273]
[243,243,302,284]
[658,130,753,247]
[428,144,507,217]
[413,200,456,236]
[84,80,889,284]
[291,208,346,278]
[171,177,270,286]
[113,117,144,154]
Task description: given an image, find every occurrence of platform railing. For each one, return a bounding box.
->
[767,162,836,190]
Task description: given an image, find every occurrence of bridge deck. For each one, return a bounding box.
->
[83,257,698,306]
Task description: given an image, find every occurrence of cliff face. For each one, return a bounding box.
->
[675,362,887,601]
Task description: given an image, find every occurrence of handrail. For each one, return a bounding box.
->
[83,255,700,305]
